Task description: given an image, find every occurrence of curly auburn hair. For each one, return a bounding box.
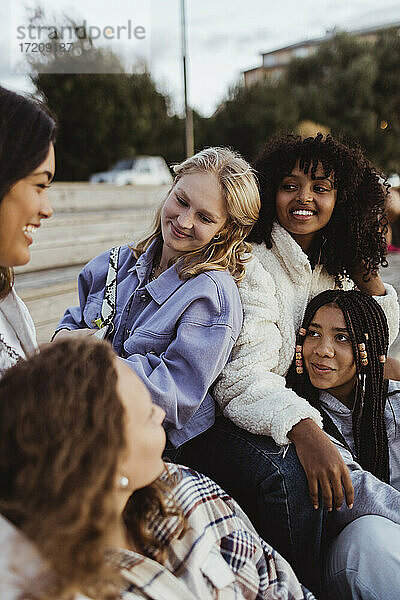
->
[0,337,184,600]
[132,147,260,283]
[286,289,392,482]
[248,133,388,284]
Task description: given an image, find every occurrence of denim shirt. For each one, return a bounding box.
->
[56,240,243,447]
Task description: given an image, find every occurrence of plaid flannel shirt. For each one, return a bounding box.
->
[115,464,316,600]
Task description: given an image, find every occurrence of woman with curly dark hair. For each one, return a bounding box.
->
[248,133,390,281]
[0,336,316,600]
[175,133,399,594]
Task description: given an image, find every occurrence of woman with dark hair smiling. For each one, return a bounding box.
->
[175,133,399,594]
[287,289,400,600]
[0,85,56,375]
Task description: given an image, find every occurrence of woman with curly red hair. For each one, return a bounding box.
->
[175,133,399,594]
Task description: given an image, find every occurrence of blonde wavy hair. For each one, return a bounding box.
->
[132,147,260,283]
[0,337,184,600]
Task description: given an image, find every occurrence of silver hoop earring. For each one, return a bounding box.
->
[119,475,130,490]
[213,233,221,241]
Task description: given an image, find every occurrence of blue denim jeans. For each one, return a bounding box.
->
[323,515,400,600]
[166,416,325,595]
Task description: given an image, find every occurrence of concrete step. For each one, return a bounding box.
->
[17,280,79,343]
[14,182,161,342]
[14,209,155,273]
[47,182,169,212]
[12,183,400,354]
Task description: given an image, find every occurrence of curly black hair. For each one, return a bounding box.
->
[248,133,388,285]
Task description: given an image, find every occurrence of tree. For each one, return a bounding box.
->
[27,10,185,180]
[373,29,400,173]
[195,80,299,163]
[285,30,400,173]
[32,69,187,180]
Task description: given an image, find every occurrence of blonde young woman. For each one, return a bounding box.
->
[55,147,260,449]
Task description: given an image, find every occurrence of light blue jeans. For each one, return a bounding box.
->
[323,515,400,600]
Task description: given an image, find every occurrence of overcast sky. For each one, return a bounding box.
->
[1,0,400,116]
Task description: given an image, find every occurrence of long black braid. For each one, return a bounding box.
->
[286,289,390,482]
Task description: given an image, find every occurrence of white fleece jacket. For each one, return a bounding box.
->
[213,222,400,446]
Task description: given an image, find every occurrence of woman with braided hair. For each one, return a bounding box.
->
[174,133,399,594]
[287,289,398,483]
[287,289,400,599]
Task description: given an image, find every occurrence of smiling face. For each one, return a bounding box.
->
[275,159,337,253]
[160,172,227,265]
[0,143,55,267]
[115,359,166,493]
[302,304,357,408]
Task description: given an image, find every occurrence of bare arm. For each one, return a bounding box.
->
[385,357,400,381]
[351,267,386,296]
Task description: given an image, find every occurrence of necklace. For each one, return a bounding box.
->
[149,263,158,282]
[149,260,166,282]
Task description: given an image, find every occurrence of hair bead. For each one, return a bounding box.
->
[379,355,386,364]
[288,249,390,483]
[299,328,307,336]
[295,341,303,373]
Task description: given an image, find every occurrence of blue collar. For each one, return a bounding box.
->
[146,265,186,304]
[128,238,186,305]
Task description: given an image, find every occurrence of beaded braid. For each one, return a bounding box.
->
[286,289,390,483]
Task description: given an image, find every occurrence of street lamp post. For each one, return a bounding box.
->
[181,0,194,157]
